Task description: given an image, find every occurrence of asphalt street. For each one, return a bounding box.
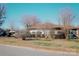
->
[0,44,78,56]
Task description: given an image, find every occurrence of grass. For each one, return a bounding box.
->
[0,37,79,53]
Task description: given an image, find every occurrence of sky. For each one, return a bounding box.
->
[1,3,79,29]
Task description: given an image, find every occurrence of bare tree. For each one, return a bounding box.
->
[60,8,75,26]
[22,15,40,38]
[60,8,75,39]
[22,15,40,30]
[0,4,6,27]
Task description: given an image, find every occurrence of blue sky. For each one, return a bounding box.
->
[1,3,79,29]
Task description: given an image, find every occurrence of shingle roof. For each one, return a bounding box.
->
[30,23,79,30]
[30,23,57,30]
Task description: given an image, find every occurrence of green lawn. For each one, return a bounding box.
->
[0,37,79,53]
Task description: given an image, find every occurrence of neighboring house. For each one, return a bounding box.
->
[0,28,16,37]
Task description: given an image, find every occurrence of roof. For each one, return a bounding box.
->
[30,23,58,30]
[29,23,79,30]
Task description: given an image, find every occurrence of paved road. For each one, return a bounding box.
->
[0,45,78,56]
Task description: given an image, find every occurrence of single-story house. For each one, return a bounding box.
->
[27,23,79,39]
[28,23,56,38]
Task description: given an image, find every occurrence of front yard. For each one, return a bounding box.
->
[0,37,79,53]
